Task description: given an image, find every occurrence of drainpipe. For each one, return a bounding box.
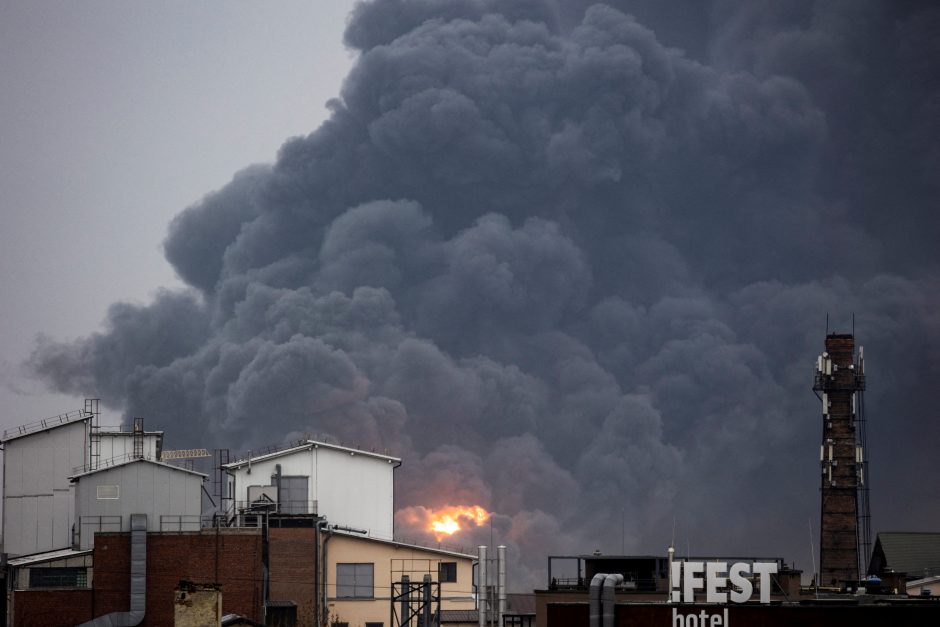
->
[602,574,623,627]
[274,464,282,513]
[317,520,334,627]
[79,513,147,627]
[588,573,607,627]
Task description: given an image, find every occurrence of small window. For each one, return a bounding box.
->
[365,623,384,627]
[97,485,119,500]
[29,567,88,588]
[439,561,457,583]
[336,563,374,598]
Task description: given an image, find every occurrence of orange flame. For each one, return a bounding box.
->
[424,505,491,540]
[396,505,492,541]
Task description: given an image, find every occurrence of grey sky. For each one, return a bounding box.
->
[1,0,356,423]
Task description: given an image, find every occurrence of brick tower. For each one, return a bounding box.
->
[814,333,869,586]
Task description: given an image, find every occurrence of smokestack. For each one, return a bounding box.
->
[814,333,868,585]
[497,545,507,624]
[478,546,487,627]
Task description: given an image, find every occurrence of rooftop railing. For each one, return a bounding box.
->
[2,408,90,441]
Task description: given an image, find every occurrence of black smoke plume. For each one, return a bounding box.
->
[30,0,940,589]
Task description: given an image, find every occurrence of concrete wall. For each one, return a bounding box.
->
[228,444,396,539]
[326,533,474,627]
[73,460,204,549]
[2,419,89,556]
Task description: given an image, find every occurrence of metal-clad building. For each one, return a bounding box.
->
[95,429,163,463]
[222,440,399,539]
[1,411,92,556]
[70,458,206,549]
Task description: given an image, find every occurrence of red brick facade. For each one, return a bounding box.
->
[12,527,325,626]
[269,527,318,626]
[13,589,94,626]
[92,529,265,626]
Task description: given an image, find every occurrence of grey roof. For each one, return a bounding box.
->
[871,532,940,578]
[222,439,401,470]
[8,548,93,567]
[68,456,208,481]
[441,609,478,623]
[0,409,90,443]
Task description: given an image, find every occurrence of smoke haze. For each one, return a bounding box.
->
[29,0,940,589]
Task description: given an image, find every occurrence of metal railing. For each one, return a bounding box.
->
[2,408,90,440]
[72,451,160,475]
[235,500,318,515]
[160,515,202,532]
[813,371,866,391]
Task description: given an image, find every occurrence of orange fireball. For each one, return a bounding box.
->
[397,505,491,541]
[429,505,490,539]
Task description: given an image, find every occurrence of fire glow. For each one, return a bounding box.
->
[399,505,491,541]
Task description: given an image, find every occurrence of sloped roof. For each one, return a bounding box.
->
[222,439,401,470]
[68,456,208,481]
[0,409,90,443]
[871,532,940,578]
[7,547,93,567]
[441,609,478,623]
[331,529,476,559]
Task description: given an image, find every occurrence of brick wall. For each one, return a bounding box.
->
[269,527,318,626]
[13,589,93,626]
[92,529,265,626]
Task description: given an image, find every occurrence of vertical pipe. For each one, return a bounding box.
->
[589,574,606,627]
[667,546,675,602]
[401,574,410,627]
[422,574,432,627]
[478,546,487,627]
[497,545,507,625]
[602,574,623,627]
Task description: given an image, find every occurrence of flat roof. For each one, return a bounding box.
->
[223,439,401,470]
[8,547,93,567]
[69,456,208,481]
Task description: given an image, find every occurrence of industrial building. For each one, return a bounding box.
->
[0,402,162,558]
[1,403,481,626]
[221,440,399,540]
[528,333,940,627]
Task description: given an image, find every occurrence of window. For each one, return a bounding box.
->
[97,485,119,500]
[439,561,457,583]
[365,623,384,627]
[29,567,88,588]
[336,563,374,598]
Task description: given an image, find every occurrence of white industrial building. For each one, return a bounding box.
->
[1,406,163,557]
[70,457,206,550]
[222,440,400,539]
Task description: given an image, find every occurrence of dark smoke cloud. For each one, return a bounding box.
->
[29,0,940,589]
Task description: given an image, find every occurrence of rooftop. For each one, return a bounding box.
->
[0,408,91,443]
[222,438,401,469]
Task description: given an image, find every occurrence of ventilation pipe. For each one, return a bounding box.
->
[589,573,607,627]
[602,574,623,627]
[477,546,487,627]
[80,513,147,626]
[497,545,507,625]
